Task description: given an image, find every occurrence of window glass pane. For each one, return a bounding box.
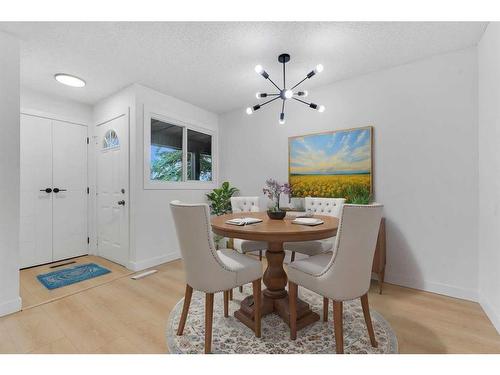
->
[187,129,212,181]
[150,119,183,181]
[103,129,119,150]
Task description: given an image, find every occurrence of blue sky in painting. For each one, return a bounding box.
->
[290,128,371,175]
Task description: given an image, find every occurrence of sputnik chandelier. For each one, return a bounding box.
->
[246,53,325,125]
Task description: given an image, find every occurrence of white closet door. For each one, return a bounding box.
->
[19,115,53,268]
[52,120,88,261]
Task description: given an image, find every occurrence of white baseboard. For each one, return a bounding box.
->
[385,273,478,302]
[479,295,500,334]
[0,296,22,317]
[129,251,181,272]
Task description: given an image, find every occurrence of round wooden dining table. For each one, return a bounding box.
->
[211,211,339,331]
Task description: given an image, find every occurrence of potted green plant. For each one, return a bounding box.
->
[206,181,239,248]
[206,181,239,215]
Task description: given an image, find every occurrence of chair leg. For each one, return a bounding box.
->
[252,278,262,338]
[176,284,193,336]
[205,293,214,354]
[289,281,298,340]
[229,289,233,300]
[259,250,262,261]
[291,251,296,262]
[333,300,344,354]
[360,294,378,348]
[323,297,329,322]
[239,285,243,293]
[223,290,229,318]
[378,269,385,295]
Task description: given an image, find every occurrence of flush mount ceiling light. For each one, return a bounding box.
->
[246,53,325,125]
[54,73,86,88]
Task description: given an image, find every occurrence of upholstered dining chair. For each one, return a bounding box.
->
[170,200,263,354]
[230,196,267,261]
[287,203,383,354]
[285,197,346,262]
[230,196,267,294]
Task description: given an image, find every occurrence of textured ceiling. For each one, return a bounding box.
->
[0,22,487,114]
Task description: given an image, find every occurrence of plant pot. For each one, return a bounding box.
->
[267,210,286,220]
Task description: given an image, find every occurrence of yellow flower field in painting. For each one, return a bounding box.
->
[290,174,371,199]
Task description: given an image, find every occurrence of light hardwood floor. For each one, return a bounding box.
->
[20,255,133,309]
[1,255,499,354]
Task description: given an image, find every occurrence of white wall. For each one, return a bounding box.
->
[478,23,500,333]
[92,84,219,271]
[21,87,92,125]
[131,84,219,271]
[220,47,479,301]
[0,32,21,317]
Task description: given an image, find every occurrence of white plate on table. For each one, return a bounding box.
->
[292,217,324,226]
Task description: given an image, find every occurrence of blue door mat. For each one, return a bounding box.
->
[37,263,111,290]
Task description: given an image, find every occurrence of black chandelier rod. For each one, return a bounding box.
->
[262,95,280,107]
[283,61,286,89]
[292,97,310,106]
[290,76,308,91]
[267,76,281,91]
[293,97,321,110]
[253,95,280,110]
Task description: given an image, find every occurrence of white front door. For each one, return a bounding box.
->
[96,115,129,266]
[19,115,53,268]
[52,120,88,261]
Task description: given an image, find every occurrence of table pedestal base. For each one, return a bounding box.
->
[234,289,320,332]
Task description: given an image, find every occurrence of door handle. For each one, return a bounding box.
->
[40,188,52,193]
[117,200,126,206]
[53,188,67,193]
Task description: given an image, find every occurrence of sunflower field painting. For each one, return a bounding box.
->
[289,126,373,203]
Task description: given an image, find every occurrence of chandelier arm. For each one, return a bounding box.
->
[283,62,286,89]
[292,97,311,106]
[259,95,281,108]
[290,76,308,91]
[281,99,285,113]
[266,76,282,91]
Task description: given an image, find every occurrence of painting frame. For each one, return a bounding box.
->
[288,125,374,199]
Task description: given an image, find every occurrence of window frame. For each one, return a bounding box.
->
[144,106,217,190]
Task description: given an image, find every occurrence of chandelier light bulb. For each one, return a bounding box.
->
[279,113,285,125]
[318,105,326,113]
[314,64,324,74]
[256,92,261,99]
[284,89,293,99]
[254,65,264,74]
[246,107,253,115]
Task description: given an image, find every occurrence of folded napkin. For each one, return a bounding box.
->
[292,217,324,226]
[225,217,263,226]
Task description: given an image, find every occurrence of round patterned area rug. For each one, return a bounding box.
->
[166,285,398,354]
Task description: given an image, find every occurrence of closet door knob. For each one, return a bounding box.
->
[40,188,52,193]
[117,200,125,206]
[53,188,67,193]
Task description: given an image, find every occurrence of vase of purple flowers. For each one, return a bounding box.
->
[263,178,291,220]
